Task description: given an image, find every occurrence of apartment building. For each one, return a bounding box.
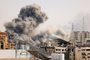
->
[75,47,90,60]
[70,31,90,45]
[55,47,66,54]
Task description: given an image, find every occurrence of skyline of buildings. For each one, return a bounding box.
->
[0,30,90,60]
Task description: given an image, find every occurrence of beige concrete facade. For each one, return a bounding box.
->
[55,47,66,54]
[70,31,90,45]
[75,47,90,60]
[0,58,30,60]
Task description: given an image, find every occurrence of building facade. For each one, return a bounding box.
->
[70,31,90,46]
[75,47,90,60]
[0,32,9,49]
[55,47,66,54]
[0,32,15,49]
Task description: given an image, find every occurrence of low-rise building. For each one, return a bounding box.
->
[55,47,66,54]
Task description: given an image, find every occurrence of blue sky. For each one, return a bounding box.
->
[0,0,90,32]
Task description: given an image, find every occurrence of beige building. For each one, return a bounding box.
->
[55,47,66,54]
[0,32,9,49]
[75,47,90,60]
[54,47,70,60]
[70,31,90,45]
[69,31,90,60]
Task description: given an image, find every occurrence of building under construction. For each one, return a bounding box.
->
[0,32,15,49]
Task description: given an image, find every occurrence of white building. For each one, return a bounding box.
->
[51,53,65,60]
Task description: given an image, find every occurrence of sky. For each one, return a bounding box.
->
[0,0,90,32]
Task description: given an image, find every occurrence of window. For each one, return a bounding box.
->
[0,41,4,49]
[86,49,90,51]
[82,53,86,55]
[72,49,73,51]
[62,49,64,51]
[88,56,90,58]
[56,49,61,51]
[56,49,58,51]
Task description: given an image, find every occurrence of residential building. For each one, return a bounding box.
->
[55,47,66,54]
[70,31,90,46]
[75,47,90,60]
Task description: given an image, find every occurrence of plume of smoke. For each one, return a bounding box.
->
[4,4,48,46]
[32,27,67,44]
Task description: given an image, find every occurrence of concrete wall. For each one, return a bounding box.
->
[75,47,90,60]
[51,53,65,60]
[0,50,31,58]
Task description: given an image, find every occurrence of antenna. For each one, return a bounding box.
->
[82,16,85,45]
[71,23,75,46]
[72,23,74,31]
[82,16,85,31]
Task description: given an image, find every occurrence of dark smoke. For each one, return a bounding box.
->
[4,4,48,45]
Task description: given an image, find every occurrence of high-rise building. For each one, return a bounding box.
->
[70,31,90,45]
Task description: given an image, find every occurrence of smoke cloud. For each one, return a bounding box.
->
[4,4,68,46]
[4,4,48,45]
[32,27,68,44]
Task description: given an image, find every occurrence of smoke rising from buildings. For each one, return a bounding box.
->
[32,28,68,44]
[5,4,47,34]
[4,4,68,46]
[4,4,48,45]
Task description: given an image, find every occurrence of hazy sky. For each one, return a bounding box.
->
[0,0,90,32]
